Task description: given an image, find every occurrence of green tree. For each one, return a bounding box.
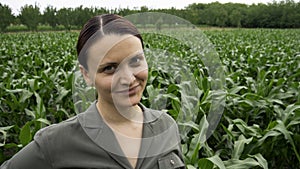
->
[229,9,242,27]
[0,3,14,32]
[185,3,206,25]
[73,6,94,28]
[243,4,263,27]
[117,7,135,17]
[94,7,109,17]
[215,8,228,27]
[202,2,228,27]
[57,8,73,30]
[43,6,57,29]
[280,0,300,28]
[19,4,41,31]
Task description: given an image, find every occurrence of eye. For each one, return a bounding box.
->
[129,56,143,67]
[98,63,118,74]
[103,65,117,74]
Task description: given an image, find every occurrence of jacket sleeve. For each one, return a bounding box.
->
[0,130,53,169]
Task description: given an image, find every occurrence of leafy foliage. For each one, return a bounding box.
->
[19,4,41,31]
[0,29,300,169]
[1,1,300,31]
[0,3,14,32]
[43,6,58,29]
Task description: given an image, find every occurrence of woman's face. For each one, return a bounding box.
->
[85,34,148,108]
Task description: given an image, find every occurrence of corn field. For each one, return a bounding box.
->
[0,28,299,168]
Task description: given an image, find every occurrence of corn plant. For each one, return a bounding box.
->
[1,29,299,168]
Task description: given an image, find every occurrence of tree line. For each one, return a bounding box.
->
[0,0,299,32]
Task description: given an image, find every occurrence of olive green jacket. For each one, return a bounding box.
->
[1,102,185,169]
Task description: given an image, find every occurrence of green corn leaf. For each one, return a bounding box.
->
[207,155,226,169]
[282,104,300,124]
[287,117,300,129]
[274,120,293,142]
[25,108,35,119]
[34,92,46,118]
[55,86,70,103]
[274,120,300,162]
[0,126,14,147]
[228,86,248,95]
[232,135,253,159]
[19,89,33,103]
[198,115,209,144]
[28,79,39,91]
[257,130,280,147]
[233,119,262,137]
[177,121,199,132]
[248,154,268,169]
[186,164,197,169]
[36,118,51,126]
[198,158,214,169]
[19,121,32,146]
[186,115,209,164]
[224,158,262,169]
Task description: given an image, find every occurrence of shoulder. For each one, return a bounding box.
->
[33,101,101,144]
[143,106,177,125]
[142,105,179,136]
[34,115,80,142]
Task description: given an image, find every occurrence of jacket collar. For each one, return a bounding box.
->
[79,101,162,129]
[77,101,162,169]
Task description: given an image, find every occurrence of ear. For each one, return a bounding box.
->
[79,65,93,86]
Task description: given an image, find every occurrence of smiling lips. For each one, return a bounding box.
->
[115,84,141,95]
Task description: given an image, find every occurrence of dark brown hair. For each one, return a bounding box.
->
[76,14,144,70]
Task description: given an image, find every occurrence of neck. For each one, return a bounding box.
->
[96,98,143,124]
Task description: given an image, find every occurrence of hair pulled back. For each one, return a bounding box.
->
[76,14,144,70]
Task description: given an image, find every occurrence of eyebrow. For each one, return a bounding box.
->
[97,51,144,71]
[133,51,144,57]
[127,51,145,61]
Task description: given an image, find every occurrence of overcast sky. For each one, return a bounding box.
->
[2,0,275,15]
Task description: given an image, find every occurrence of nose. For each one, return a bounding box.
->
[119,67,136,85]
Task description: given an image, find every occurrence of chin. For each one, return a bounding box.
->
[113,97,141,108]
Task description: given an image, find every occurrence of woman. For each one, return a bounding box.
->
[1,14,185,169]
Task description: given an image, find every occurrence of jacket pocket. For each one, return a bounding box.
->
[158,152,185,169]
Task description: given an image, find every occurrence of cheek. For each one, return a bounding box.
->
[95,76,113,93]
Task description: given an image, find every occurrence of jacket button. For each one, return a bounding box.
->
[170,159,175,165]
